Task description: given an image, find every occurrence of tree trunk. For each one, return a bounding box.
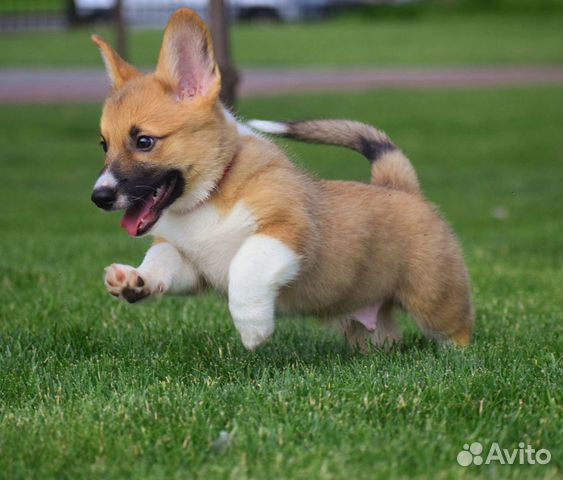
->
[66,0,80,27]
[209,0,239,109]
[113,0,128,60]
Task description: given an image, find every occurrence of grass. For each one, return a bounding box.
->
[0,0,62,14]
[0,13,561,67]
[0,86,561,479]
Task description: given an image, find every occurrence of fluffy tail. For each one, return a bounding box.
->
[248,119,420,194]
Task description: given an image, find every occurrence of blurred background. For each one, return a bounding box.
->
[0,0,560,105]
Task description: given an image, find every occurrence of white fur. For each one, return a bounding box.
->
[99,51,118,87]
[93,168,129,209]
[137,242,199,294]
[223,108,258,138]
[110,199,300,350]
[247,120,288,135]
[94,169,118,189]
[113,194,129,210]
[170,178,217,212]
[228,234,300,350]
[104,243,198,302]
[152,201,257,292]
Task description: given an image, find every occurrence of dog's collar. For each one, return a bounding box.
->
[215,151,237,192]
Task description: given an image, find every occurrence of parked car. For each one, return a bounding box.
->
[73,0,333,25]
[72,0,115,22]
[232,0,331,21]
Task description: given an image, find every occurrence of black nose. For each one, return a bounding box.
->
[91,187,117,210]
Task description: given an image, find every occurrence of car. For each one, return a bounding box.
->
[73,0,115,22]
[73,0,333,26]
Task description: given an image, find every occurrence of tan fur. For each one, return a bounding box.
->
[93,8,474,349]
[92,35,141,88]
[278,119,420,194]
[212,135,316,253]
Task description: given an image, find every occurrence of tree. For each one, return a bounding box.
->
[113,0,127,60]
[209,0,239,108]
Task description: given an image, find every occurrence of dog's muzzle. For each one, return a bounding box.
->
[91,165,185,237]
[91,186,117,210]
[92,167,121,211]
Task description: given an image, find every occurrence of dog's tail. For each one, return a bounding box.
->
[248,119,420,194]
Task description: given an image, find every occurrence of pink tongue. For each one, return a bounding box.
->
[121,196,158,237]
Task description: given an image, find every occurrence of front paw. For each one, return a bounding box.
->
[104,264,163,303]
[237,324,274,351]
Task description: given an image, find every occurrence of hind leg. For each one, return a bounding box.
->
[367,302,402,348]
[340,302,402,352]
[400,287,473,347]
[339,318,371,353]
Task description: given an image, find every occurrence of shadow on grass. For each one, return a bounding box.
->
[1,315,443,372]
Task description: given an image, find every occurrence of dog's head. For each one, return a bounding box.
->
[91,8,235,237]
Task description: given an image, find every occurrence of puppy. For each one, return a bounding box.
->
[91,8,473,351]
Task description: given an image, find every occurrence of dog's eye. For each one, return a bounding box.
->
[136,136,155,152]
[100,139,108,153]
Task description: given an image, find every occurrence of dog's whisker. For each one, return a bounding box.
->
[128,194,148,202]
[133,184,159,192]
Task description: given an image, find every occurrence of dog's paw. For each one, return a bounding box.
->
[104,264,164,304]
[237,324,274,351]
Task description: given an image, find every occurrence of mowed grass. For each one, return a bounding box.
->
[0,13,561,67]
[0,86,561,479]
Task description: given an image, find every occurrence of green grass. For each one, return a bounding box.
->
[0,13,560,67]
[0,86,561,479]
[0,0,62,14]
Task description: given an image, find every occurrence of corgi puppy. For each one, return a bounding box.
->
[91,8,473,351]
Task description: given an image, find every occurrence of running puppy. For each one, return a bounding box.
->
[91,8,473,351]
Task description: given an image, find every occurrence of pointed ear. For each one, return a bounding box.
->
[155,8,221,102]
[91,35,141,89]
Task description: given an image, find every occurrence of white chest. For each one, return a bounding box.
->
[152,202,257,291]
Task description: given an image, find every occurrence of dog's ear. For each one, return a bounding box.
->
[91,35,141,89]
[155,8,221,102]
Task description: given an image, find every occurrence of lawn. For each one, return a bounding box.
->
[0,13,561,67]
[0,86,561,479]
[0,0,62,13]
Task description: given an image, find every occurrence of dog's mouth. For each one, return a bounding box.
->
[121,171,183,237]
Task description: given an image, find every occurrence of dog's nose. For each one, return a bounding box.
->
[91,187,117,210]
